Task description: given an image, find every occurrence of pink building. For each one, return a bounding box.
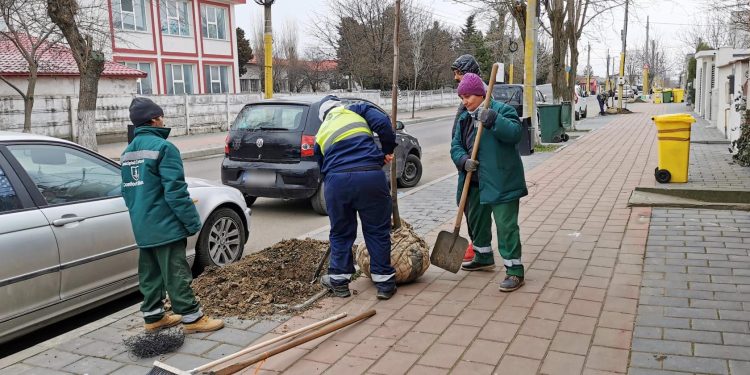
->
[107,0,244,95]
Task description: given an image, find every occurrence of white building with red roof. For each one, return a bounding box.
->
[0,36,147,96]
[107,0,243,95]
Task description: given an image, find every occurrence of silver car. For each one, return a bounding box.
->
[0,132,251,343]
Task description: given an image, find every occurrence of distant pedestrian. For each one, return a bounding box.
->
[451,73,528,292]
[122,97,224,334]
[597,92,607,115]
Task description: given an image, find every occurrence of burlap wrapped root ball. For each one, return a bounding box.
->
[355,221,430,284]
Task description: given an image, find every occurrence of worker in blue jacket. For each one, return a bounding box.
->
[314,95,398,300]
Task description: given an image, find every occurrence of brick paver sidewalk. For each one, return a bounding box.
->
[6,103,748,375]
[223,103,675,374]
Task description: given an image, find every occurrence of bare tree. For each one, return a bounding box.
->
[301,48,334,92]
[279,20,304,93]
[406,5,432,118]
[0,0,61,133]
[48,0,110,151]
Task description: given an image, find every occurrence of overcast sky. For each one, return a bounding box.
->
[235,0,713,80]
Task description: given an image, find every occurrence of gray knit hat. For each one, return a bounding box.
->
[129,97,164,127]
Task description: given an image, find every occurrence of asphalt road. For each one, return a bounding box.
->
[182,116,457,253]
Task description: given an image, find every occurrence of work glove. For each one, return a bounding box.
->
[475,108,498,129]
[464,158,479,172]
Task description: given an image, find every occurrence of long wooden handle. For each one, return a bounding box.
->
[193,312,347,372]
[209,310,376,375]
[453,63,501,231]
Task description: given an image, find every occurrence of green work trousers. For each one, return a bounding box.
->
[464,186,524,277]
[139,238,201,323]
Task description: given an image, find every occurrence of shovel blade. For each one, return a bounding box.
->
[430,230,469,273]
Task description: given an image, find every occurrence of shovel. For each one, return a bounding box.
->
[431,63,501,273]
[310,247,331,284]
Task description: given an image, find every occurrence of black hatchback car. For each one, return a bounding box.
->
[221,96,423,215]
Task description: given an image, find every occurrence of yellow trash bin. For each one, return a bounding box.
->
[653,113,695,183]
[672,88,685,103]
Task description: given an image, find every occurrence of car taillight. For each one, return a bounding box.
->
[301,135,315,157]
[224,134,230,156]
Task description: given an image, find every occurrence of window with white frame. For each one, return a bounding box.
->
[122,62,153,95]
[165,64,194,95]
[113,0,147,31]
[160,0,190,37]
[200,5,226,40]
[204,65,228,93]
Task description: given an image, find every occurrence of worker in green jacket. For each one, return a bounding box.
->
[122,97,224,333]
[451,73,529,292]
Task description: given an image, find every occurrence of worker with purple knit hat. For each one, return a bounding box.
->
[450,73,528,292]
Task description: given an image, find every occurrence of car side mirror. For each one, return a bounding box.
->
[396,121,405,131]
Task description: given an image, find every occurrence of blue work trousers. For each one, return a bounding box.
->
[324,169,396,292]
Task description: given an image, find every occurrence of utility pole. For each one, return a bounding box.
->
[618,0,629,111]
[606,49,611,108]
[643,16,650,97]
[586,43,591,96]
[509,17,516,84]
[255,0,275,99]
[524,0,540,144]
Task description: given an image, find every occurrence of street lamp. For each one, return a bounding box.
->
[254,0,275,99]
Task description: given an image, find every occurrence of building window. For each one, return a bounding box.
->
[113,0,147,31]
[160,0,190,37]
[200,5,226,40]
[122,62,153,95]
[166,64,193,95]
[204,65,228,93]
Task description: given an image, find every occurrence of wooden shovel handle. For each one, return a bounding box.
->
[454,63,501,231]
[208,310,376,375]
[193,312,347,372]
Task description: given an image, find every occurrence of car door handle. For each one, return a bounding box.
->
[52,215,86,226]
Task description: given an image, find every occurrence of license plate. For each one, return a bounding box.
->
[241,170,276,187]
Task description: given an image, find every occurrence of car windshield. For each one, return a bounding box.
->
[233,104,306,131]
[493,86,523,103]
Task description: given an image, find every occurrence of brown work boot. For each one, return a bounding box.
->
[144,314,182,332]
[183,316,224,334]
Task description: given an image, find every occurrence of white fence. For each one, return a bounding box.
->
[0,89,457,142]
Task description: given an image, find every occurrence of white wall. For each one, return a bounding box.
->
[116,31,155,51]
[0,93,261,140]
[0,77,138,97]
[203,39,230,56]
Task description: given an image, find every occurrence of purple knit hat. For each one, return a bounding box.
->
[457,73,486,97]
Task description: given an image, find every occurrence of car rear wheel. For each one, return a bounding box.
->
[397,154,422,188]
[575,111,580,121]
[311,182,328,216]
[194,208,246,275]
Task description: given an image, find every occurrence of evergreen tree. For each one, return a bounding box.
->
[236,27,254,76]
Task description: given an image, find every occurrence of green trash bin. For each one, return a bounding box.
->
[537,104,565,143]
[662,90,673,103]
[560,101,573,131]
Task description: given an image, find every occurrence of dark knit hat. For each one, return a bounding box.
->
[457,73,486,97]
[129,97,164,127]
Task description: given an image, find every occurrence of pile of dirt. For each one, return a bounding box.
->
[193,238,329,319]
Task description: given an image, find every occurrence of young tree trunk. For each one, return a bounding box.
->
[411,76,417,119]
[567,47,579,102]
